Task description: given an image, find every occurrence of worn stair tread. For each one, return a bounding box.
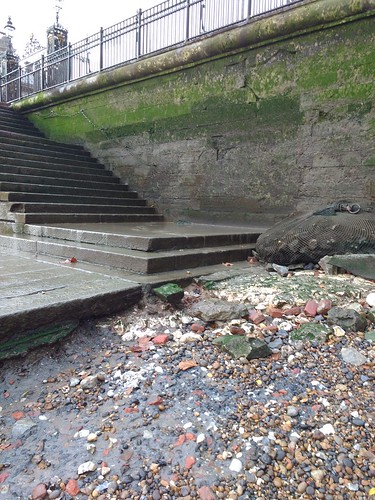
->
[0,182,132,197]
[0,129,91,153]
[0,165,118,183]
[0,143,97,162]
[0,232,254,260]
[13,213,164,224]
[22,222,263,251]
[0,172,125,190]
[0,191,142,203]
[0,153,108,170]
[9,203,156,214]
[0,178,129,194]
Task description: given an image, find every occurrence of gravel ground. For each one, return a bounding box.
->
[0,264,374,500]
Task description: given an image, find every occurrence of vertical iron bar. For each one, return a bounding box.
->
[186,0,190,42]
[41,55,45,90]
[67,43,71,81]
[137,9,143,59]
[99,27,104,70]
[18,67,21,100]
[247,0,252,18]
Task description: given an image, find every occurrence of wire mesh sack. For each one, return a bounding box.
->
[255,202,375,265]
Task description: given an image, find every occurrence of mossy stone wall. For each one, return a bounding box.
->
[15,0,375,223]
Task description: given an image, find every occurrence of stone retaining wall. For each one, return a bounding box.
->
[15,0,375,224]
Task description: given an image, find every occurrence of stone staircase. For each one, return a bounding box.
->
[0,104,266,276]
[0,104,162,225]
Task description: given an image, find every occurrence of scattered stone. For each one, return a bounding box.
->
[327,307,368,332]
[366,292,375,307]
[229,458,243,472]
[80,375,99,389]
[333,325,346,337]
[12,417,37,439]
[272,263,289,277]
[31,483,48,500]
[152,334,169,345]
[213,335,271,359]
[319,424,335,435]
[316,299,332,315]
[365,330,375,341]
[290,323,330,343]
[287,406,299,417]
[69,377,80,387]
[190,299,248,321]
[341,347,367,366]
[304,299,318,316]
[65,479,80,496]
[77,461,96,475]
[153,283,184,304]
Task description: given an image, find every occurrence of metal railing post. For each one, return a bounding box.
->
[41,55,45,90]
[247,0,252,19]
[67,43,72,81]
[136,9,142,59]
[18,67,22,100]
[186,0,191,42]
[99,27,104,71]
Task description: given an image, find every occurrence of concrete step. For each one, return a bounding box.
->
[0,151,108,170]
[9,203,156,215]
[0,123,44,137]
[0,164,119,184]
[12,213,164,224]
[0,247,142,340]
[0,115,40,131]
[0,141,97,163]
[0,173,127,191]
[0,191,142,204]
[0,181,132,197]
[0,232,255,274]
[23,222,263,251]
[0,132,92,155]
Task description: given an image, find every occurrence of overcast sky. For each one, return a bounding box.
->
[3,0,158,57]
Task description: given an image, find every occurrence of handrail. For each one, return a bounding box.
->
[0,0,301,103]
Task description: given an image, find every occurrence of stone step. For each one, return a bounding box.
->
[0,150,107,170]
[0,248,142,339]
[0,181,132,197]
[0,232,255,274]
[0,129,91,154]
[0,164,118,184]
[0,141,97,163]
[0,173,127,191]
[9,203,156,215]
[12,213,164,224]
[0,122,44,137]
[0,115,40,131]
[23,222,263,252]
[0,191,142,204]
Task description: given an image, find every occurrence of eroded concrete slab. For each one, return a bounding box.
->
[0,247,142,343]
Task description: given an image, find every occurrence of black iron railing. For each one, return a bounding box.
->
[0,0,300,103]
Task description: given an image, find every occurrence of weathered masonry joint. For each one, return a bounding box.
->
[13,0,375,224]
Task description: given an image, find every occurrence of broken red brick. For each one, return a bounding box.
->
[316,299,332,315]
[304,299,318,317]
[198,485,216,500]
[185,455,196,469]
[191,323,205,333]
[65,479,80,496]
[249,310,266,325]
[152,334,169,345]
